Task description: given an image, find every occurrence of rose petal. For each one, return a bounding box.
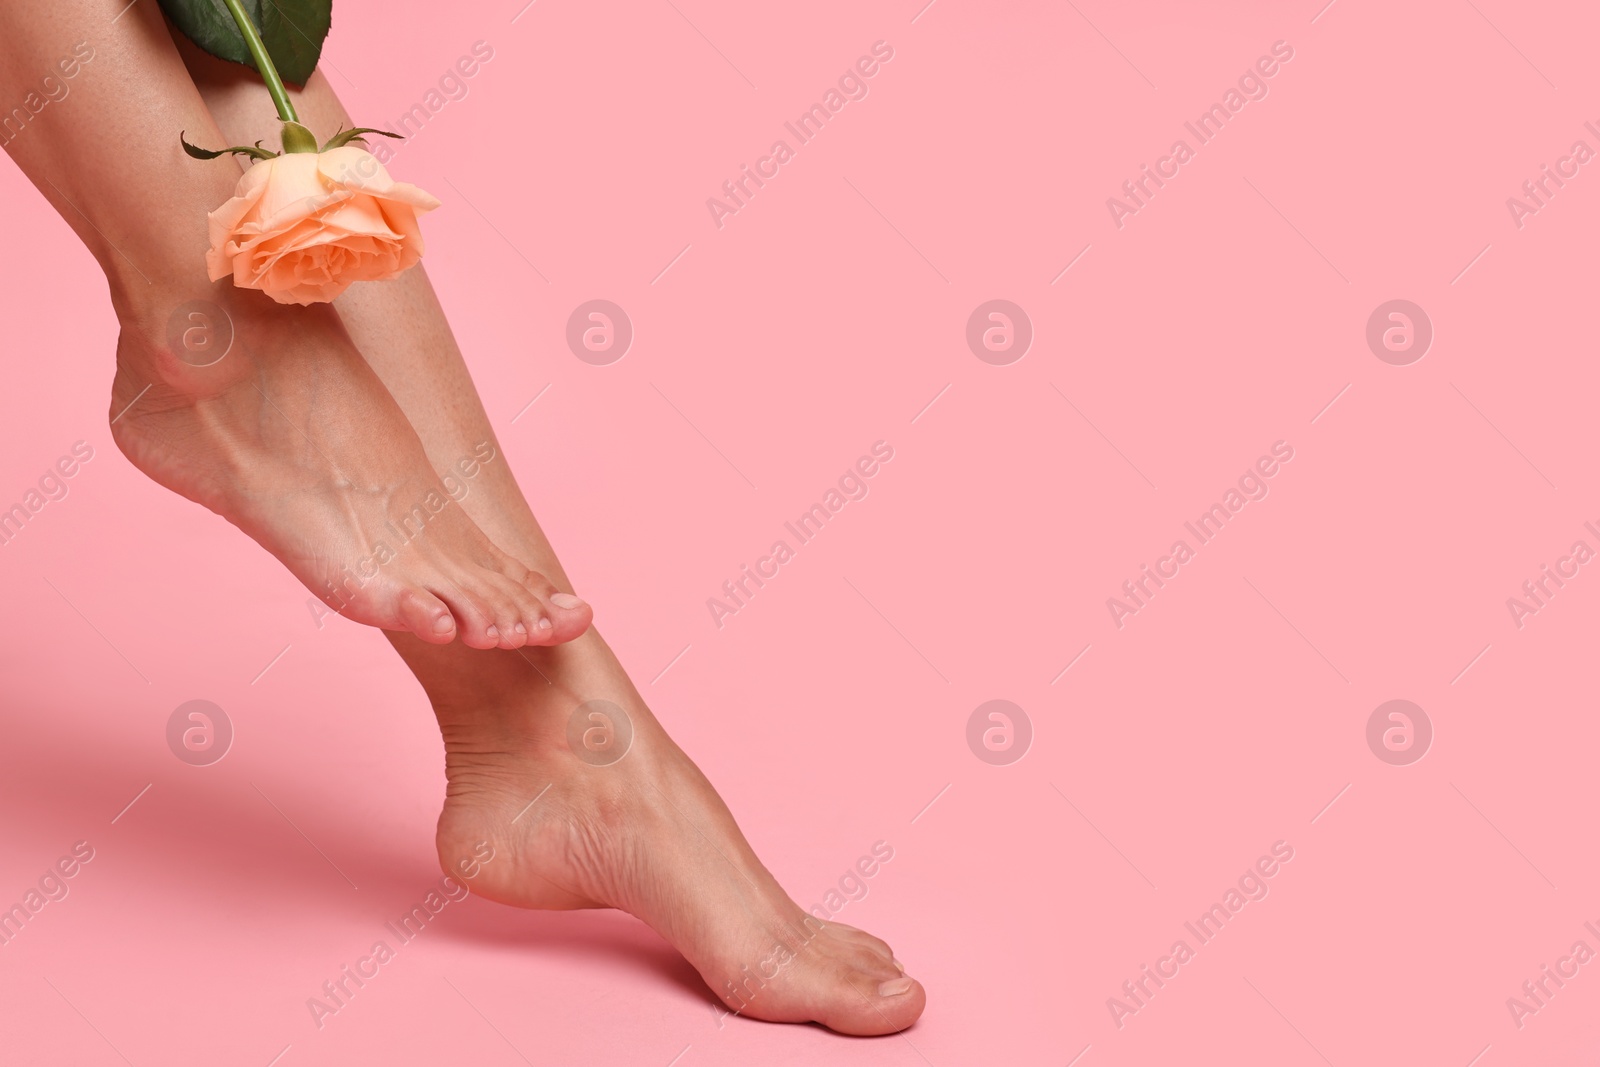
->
[205,147,439,304]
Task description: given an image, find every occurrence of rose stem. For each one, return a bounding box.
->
[216,0,299,124]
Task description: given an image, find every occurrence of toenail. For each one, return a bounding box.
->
[878,977,914,997]
[486,625,500,640]
[893,958,905,972]
[550,593,584,609]
[537,617,553,630]
[514,622,528,635]
[433,616,455,634]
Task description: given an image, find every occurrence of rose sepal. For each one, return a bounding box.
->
[278,120,319,154]
[180,132,278,161]
[321,127,403,151]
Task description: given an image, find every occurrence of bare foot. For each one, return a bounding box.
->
[432,634,927,1036]
[110,297,594,649]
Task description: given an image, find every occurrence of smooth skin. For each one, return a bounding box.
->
[0,0,593,650]
[0,0,926,1035]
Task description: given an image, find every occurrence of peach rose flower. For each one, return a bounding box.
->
[205,145,440,305]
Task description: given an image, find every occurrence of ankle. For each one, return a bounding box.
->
[435,688,574,757]
[112,288,348,405]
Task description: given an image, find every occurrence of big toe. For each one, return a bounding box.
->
[747,939,925,1036]
[824,969,927,1036]
[515,586,591,645]
[543,591,594,643]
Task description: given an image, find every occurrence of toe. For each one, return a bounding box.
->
[396,586,458,644]
[500,572,555,645]
[742,936,923,1036]
[825,964,926,1036]
[823,922,897,965]
[540,590,594,644]
[512,570,592,645]
[429,579,507,650]
[789,939,923,1036]
[485,575,535,649]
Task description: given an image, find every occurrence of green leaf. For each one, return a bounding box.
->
[257,0,331,86]
[321,126,403,151]
[158,0,331,86]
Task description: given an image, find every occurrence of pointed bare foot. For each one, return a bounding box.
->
[433,635,926,1035]
[111,297,593,649]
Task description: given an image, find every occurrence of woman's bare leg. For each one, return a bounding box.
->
[0,0,591,649]
[178,45,928,1035]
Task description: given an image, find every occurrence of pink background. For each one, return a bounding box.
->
[2,0,1598,1063]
